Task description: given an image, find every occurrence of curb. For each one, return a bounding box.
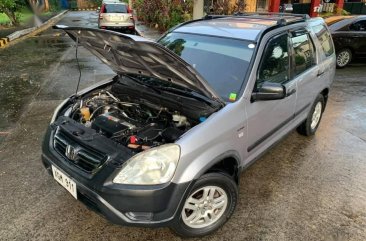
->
[135,27,143,37]
[71,8,98,11]
[0,10,68,48]
[0,37,9,47]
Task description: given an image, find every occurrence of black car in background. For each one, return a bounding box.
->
[326,15,366,68]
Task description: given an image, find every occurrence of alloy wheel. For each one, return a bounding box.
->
[311,102,322,130]
[182,186,228,229]
[337,50,351,67]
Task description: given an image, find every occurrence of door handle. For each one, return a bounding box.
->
[317,70,325,77]
[286,88,296,97]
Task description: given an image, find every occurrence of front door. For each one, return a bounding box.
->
[245,32,297,158]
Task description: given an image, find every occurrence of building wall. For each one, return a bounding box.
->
[246,0,258,12]
[228,0,258,12]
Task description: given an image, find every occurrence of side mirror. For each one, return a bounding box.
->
[251,81,286,101]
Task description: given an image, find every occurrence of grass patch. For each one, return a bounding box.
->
[0,13,10,25]
[0,11,33,26]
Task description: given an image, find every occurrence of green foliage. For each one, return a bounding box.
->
[0,0,26,25]
[48,0,61,11]
[320,7,350,17]
[91,0,103,6]
[0,0,26,12]
[134,0,193,31]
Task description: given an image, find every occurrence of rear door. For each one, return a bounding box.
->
[310,23,336,91]
[289,28,319,117]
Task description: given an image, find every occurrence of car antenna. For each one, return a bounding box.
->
[75,36,82,96]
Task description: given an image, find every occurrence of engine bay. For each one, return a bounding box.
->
[64,88,196,152]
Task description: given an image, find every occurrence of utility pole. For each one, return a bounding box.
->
[193,0,204,20]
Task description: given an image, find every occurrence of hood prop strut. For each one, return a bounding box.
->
[75,36,82,96]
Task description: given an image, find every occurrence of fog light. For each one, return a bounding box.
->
[126,212,153,221]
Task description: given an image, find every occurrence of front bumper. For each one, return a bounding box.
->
[42,123,192,227]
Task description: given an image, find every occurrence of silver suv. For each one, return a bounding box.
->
[98,1,135,33]
[44,13,335,237]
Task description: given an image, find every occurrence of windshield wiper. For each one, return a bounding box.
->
[123,74,162,94]
[155,86,216,106]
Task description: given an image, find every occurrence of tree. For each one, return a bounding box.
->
[0,0,25,26]
[28,0,45,27]
[44,0,49,11]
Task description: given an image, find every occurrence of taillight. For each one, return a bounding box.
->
[127,6,132,13]
[99,4,105,19]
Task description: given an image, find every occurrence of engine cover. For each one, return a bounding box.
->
[91,113,136,137]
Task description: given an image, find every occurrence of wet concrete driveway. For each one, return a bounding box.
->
[1,11,366,241]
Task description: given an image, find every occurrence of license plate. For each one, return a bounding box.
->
[111,16,121,21]
[52,165,77,199]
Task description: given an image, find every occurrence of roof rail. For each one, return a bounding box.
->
[203,12,310,26]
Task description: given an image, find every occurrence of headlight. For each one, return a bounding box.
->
[113,144,180,185]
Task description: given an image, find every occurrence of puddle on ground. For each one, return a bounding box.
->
[0,31,70,132]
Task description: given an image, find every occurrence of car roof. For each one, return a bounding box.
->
[325,15,355,26]
[171,13,310,42]
[328,15,366,31]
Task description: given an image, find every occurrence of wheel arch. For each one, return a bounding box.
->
[200,152,241,185]
[336,46,354,55]
[320,88,329,108]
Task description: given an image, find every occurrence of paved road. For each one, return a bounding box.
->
[1,11,366,241]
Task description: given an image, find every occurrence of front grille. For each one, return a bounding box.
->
[54,128,108,173]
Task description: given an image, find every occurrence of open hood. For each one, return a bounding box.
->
[54,25,222,102]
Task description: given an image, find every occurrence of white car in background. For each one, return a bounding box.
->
[98,1,135,34]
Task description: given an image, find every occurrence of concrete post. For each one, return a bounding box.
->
[269,0,281,12]
[310,0,321,17]
[193,0,204,20]
[335,0,344,9]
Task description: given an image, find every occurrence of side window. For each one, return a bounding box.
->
[349,20,366,31]
[312,24,334,57]
[290,30,316,76]
[257,33,289,88]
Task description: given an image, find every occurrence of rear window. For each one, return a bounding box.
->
[159,33,255,102]
[312,24,334,58]
[104,4,127,13]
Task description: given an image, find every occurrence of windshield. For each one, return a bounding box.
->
[159,33,255,102]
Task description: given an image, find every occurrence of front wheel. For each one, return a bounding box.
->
[336,48,352,68]
[171,173,238,238]
[297,94,325,136]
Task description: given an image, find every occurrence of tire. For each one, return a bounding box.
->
[297,94,325,136]
[171,173,238,238]
[336,48,352,68]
